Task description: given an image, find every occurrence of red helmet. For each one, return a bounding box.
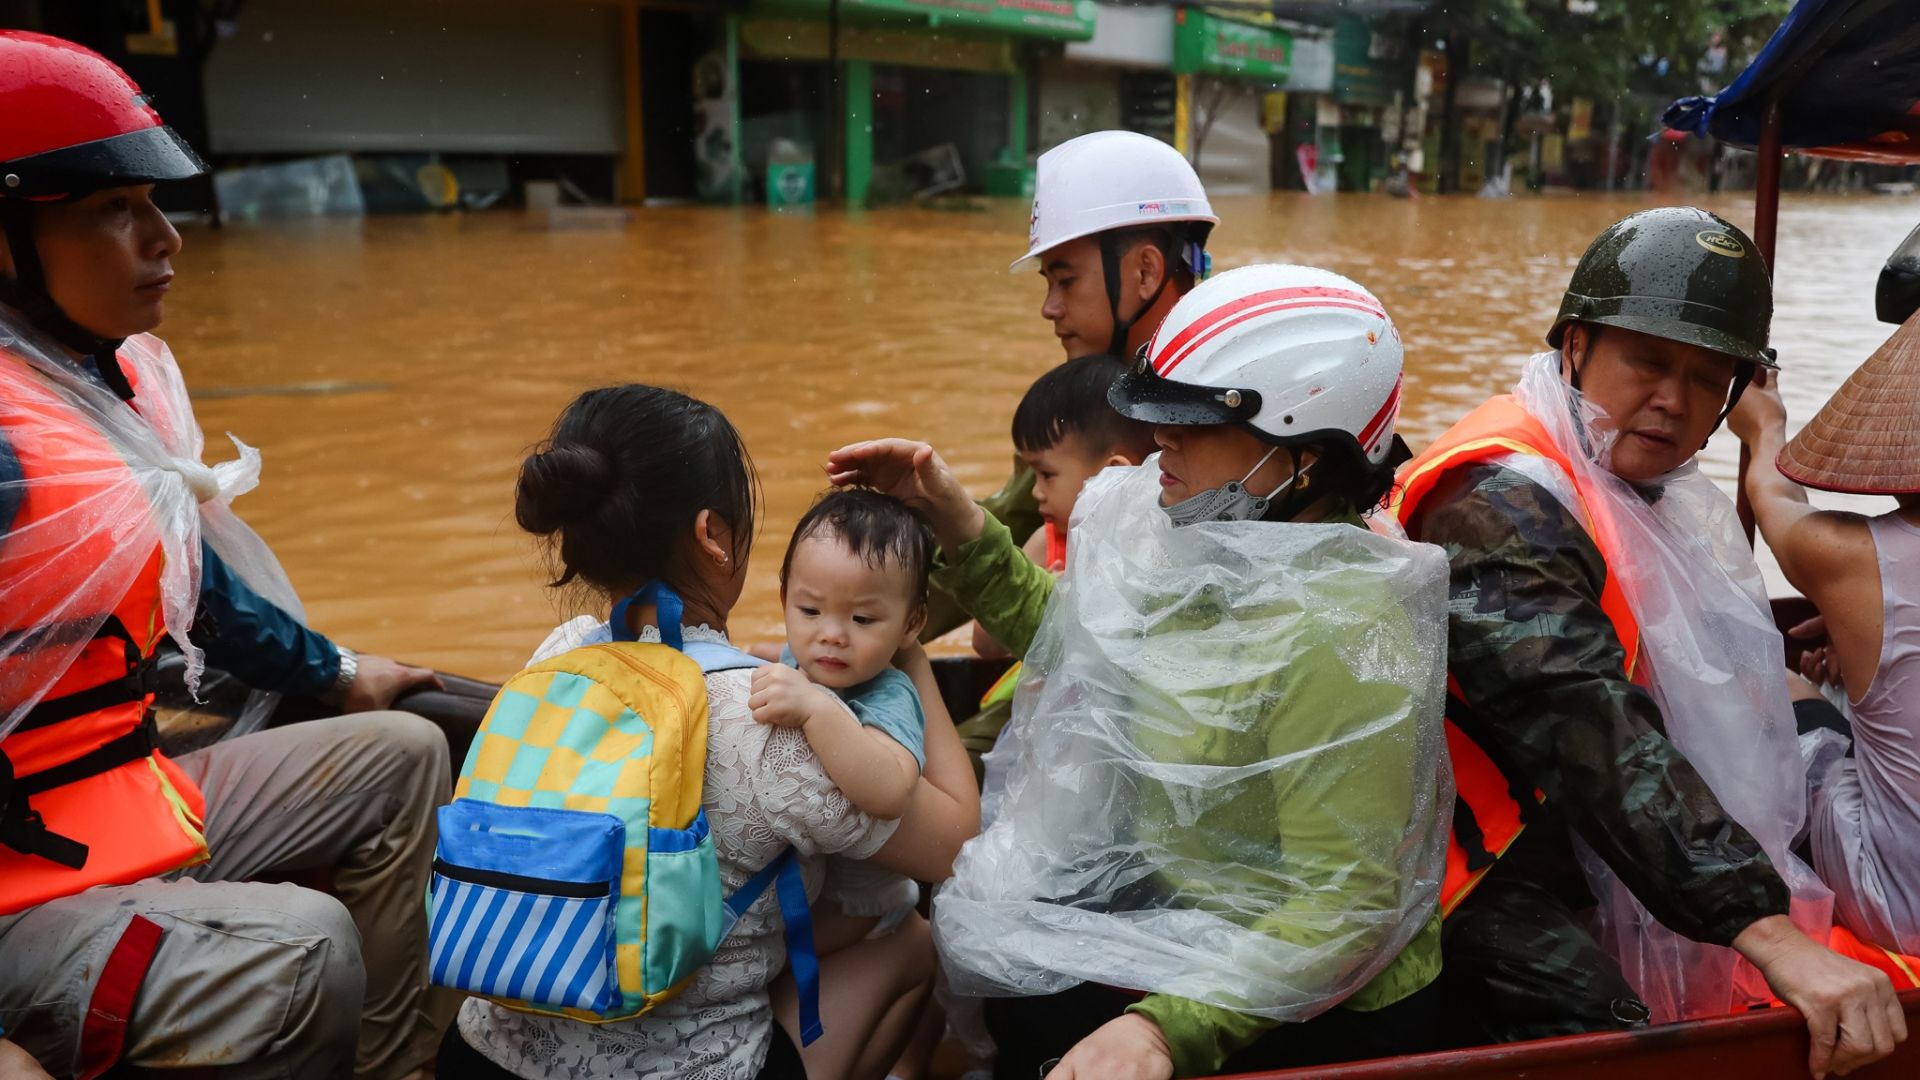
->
[0,30,205,201]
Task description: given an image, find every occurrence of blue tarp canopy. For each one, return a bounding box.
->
[1664,0,1920,163]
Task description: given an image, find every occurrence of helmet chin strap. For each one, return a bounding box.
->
[0,204,135,401]
[1562,335,1588,394]
[1704,365,1756,448]
[1100,232,1172,359]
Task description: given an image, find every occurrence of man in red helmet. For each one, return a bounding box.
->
[0,32,447,1080]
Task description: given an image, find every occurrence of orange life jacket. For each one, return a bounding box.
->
[1044,523,1067,572]
[979,525,1070,710]
[1828,926,1920,991]
[1388,394,1641,915]
[0,346,209,916]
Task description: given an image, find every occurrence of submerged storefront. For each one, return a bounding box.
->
[1173,7,1292,194]
[1330,14,1411,192]
[1042,2,1176,152]
[719,0,1097,205]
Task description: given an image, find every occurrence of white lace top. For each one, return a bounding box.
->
[457,621,898,1079]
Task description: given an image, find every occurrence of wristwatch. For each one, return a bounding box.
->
[330,646,359,704]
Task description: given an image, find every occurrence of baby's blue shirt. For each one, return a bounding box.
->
[780,648,927,768]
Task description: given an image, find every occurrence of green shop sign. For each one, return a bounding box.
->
[1174,9,1293,82]
[756,0,1097,41]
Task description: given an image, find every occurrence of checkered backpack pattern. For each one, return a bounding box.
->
[427,589,822,1033]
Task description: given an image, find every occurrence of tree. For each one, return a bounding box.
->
[1411,0,1790,188]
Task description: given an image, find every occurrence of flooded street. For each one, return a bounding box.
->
[163,193,1919,681]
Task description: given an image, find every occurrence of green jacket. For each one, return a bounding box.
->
[922,458,1042,641]
[936,511,1443,1078]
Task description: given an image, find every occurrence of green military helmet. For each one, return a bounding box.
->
[1548,206,1779,369]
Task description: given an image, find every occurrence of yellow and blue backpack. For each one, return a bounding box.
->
[427,583,823,1041]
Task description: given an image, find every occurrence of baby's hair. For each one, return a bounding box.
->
[515,384,759,594]
[779,489,935,609]
[1012,355,1159,461]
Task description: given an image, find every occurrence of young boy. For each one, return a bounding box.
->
[748,488,940,928]
[973,355,1160,658]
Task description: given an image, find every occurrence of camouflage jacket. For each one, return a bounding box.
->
[1404,461,1789,946]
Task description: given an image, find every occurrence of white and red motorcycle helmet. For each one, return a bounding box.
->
[1111,263,1407,488]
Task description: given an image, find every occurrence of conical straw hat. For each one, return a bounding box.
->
[1780,310,1920,495]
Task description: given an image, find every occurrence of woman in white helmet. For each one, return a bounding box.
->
[828,266,1451,1079]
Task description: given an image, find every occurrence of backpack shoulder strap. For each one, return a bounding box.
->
[720,847,823,1046]
[683,640,766,674]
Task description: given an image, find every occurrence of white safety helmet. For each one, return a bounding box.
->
[1012,130,1218,274]
[1111,264,1406,468]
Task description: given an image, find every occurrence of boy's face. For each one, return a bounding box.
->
[1021,433,1128,531]
[782,536,924,690]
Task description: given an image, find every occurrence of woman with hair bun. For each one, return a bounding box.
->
[441,384,980,1080]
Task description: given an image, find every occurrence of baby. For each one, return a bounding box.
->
[748,488,938,928]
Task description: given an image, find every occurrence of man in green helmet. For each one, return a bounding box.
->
[1390,207,1905,1077]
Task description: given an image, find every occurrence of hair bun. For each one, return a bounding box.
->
[515,443,613,534]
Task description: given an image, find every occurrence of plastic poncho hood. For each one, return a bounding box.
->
[0,306,305,740]
[1508,351,1832,1021]
[934,461,1451,1020]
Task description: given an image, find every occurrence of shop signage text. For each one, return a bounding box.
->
[1174,9,1293,82]
[828,0,1098,40]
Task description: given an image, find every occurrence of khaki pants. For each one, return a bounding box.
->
[0,712,450,1079]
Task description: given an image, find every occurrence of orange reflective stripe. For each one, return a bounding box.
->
[1397,395,1646,913]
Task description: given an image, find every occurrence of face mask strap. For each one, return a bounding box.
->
[1163,444,1301,527]
[1241,445,1284,494]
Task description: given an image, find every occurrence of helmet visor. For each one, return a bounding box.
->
[1109,360,1262,428]
[3,125,206,200]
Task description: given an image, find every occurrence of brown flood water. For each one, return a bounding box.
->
[163,193,1920,681]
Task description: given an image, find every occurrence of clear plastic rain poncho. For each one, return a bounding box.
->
[1508,351,1833,1022]
[0,307,305,743]
[934,461,1452,1020]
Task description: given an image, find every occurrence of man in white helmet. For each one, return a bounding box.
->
[828,266,1448,1080]
[927,132,1219,644]
[1015,130,1219,362]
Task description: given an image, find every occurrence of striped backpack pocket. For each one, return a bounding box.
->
[430,801,625,1011]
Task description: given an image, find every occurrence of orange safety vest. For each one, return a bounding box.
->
[1388,394,1642,916]
[1829,926,1920,991]
[0,346,208,916]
